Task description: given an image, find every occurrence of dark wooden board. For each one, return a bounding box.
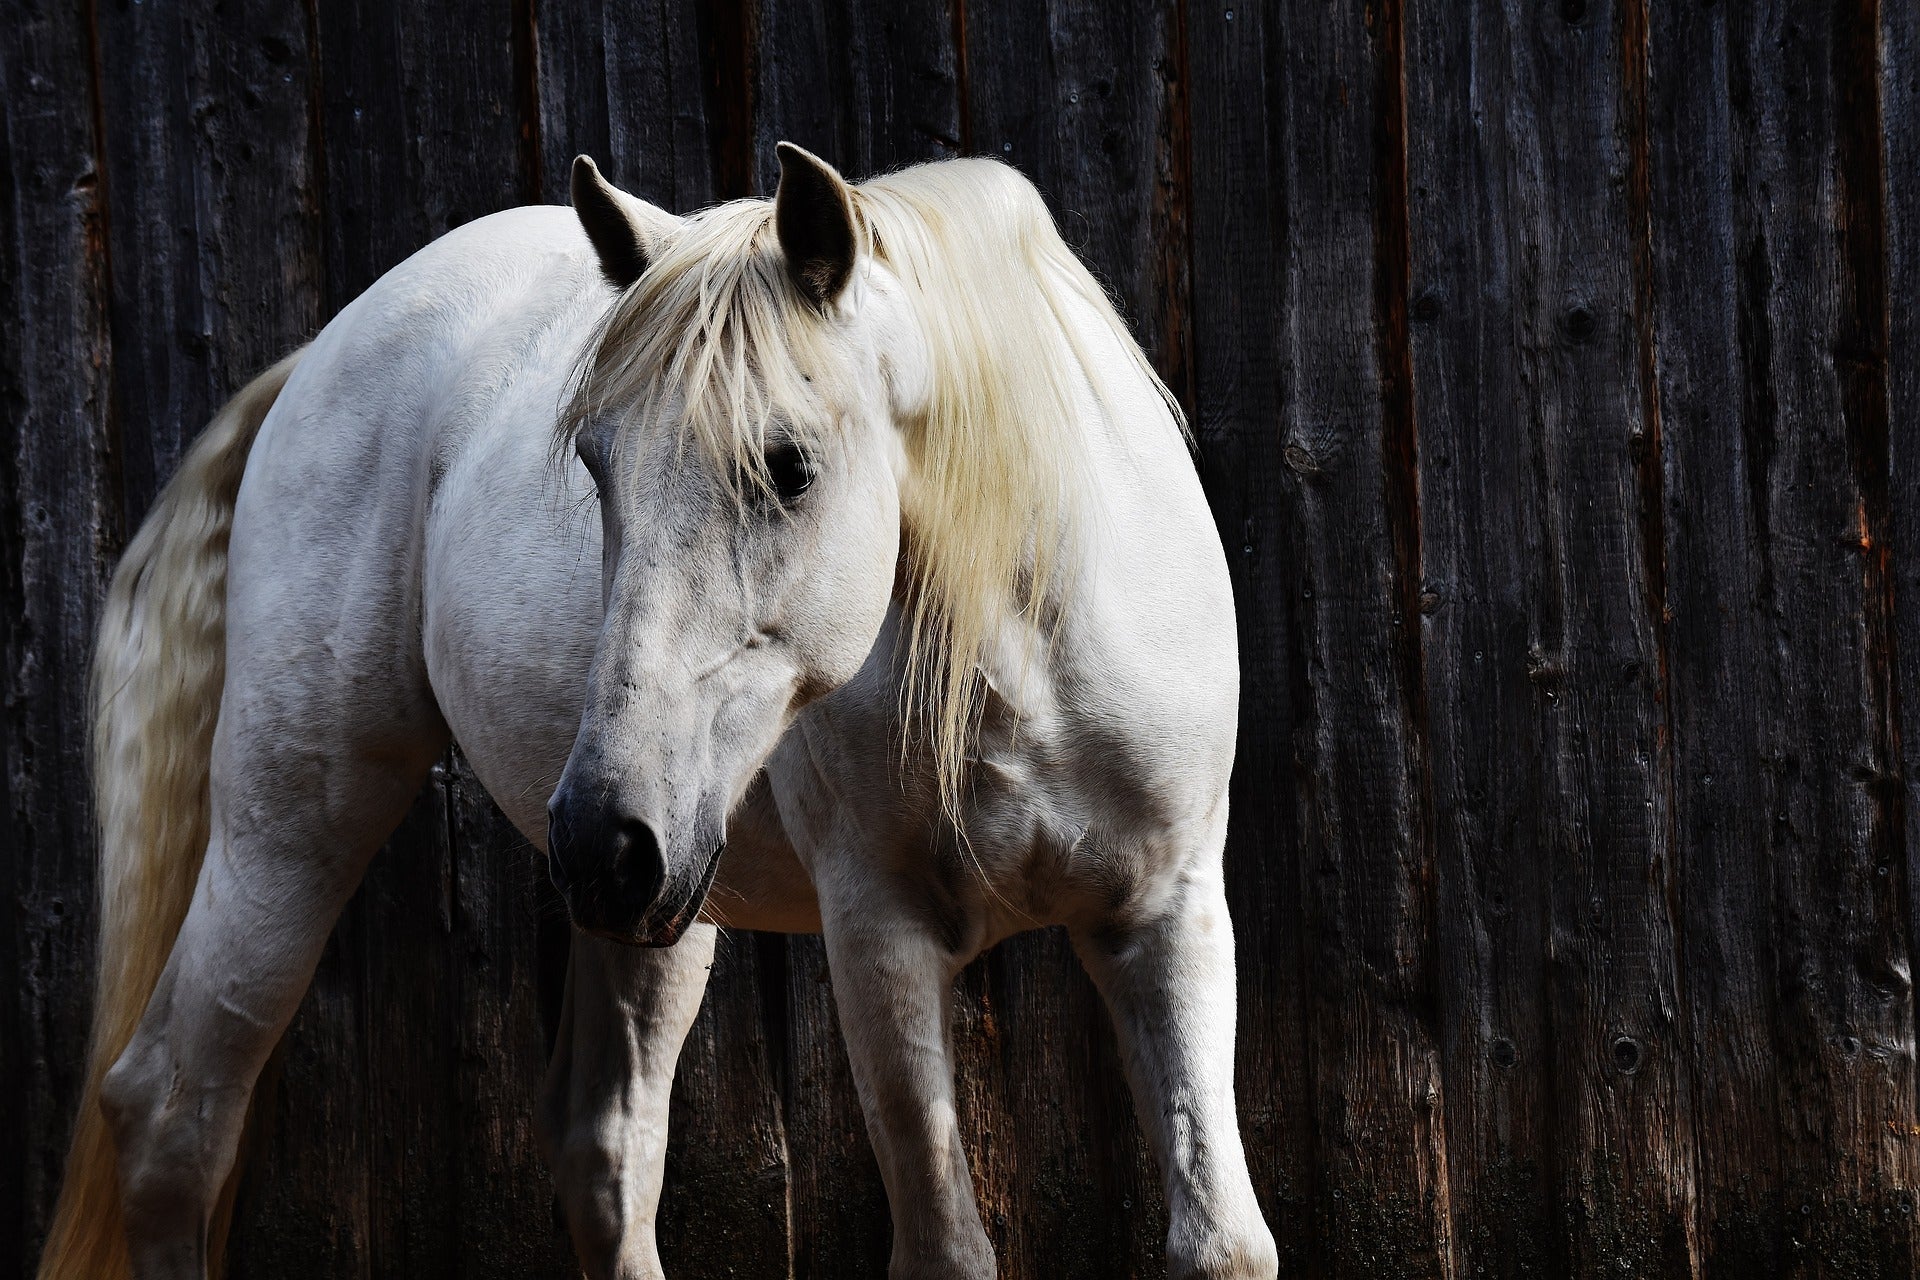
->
[1711,1,1916,1273]
[1179,2,1318,1271]
[752,7,954,1275]
[92,0,323,517]
[83,3,335,1273]
[1642,0,1786,1270]
[1402,3,1567,1269]
[1405,0,1696,1273]
[11,1,1920,1275]
[445,757,578,1279]
[227,4,561,1277]
[1890,0,1920,1269]
[752,0,964,193]
[536,10,801,1272]
[960,2,1186,1272]
[1185,0,1454,1273]
[0,1,116,1273]
[535,0,724,213]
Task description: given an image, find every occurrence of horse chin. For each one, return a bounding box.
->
[581,842,725,948]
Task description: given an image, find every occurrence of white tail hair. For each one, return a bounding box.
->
[37,349,301,1280]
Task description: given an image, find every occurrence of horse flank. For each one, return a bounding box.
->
[561,156,1183,812]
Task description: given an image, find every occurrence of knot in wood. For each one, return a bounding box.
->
[1562,304,1597,344]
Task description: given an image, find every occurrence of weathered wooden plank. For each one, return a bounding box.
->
[1178,3,1319,1271]
[330,0,526,1250]
[970,931,1161,1278]
[446,757,578,1277]
[231,4,542,1277]
[358,788,464,1280]
[535,0,722,213]
[311,0,527,303]
[93,0,322,519]
[746,8,971,1276]
[1888,3,1920,1271]
[1188,0,1453,1272]
[781,932,891,1279]
[1708,2,1917,1273]
[964,0,1183,371]
[752,0,963,193]
[0,1,115,1272]
[539,8,800,1274]
[908,4,1189,1274]
[226,930,376,1280]
[1641,1,1791,1272]
[83,5,331,1274]
[653,927,795,1278]
[1516,3,1697,1271]
[960,3,1190,1274]
[1407,0,1696,1273]
[1403,5,1558,1270]
[751,10,941,1277]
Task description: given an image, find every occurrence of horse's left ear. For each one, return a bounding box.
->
[774,142,858,308]
[571,156,674,290]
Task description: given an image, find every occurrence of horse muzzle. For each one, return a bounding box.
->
[546,791,721,946]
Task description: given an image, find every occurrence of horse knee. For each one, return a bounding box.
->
[543,1123,659,1280]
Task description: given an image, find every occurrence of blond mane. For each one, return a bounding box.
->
[562,156,1180,814]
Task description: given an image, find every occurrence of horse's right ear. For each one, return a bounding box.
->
[774,142,858,308]
[571,156,670,290]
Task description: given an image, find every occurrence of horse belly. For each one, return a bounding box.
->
[422,395,602,844]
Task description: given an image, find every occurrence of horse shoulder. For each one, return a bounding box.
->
[230,203,612,838]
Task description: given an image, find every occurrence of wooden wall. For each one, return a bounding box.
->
[5,1,1920,1275]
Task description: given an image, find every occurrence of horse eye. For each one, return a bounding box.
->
[764,442,815,502]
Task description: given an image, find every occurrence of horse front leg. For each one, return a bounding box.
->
[819,890,994,1280]
[1072,864,1277,1280]
[539,927,716,1280]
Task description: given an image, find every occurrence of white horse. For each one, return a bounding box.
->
[40,144,1275,1280]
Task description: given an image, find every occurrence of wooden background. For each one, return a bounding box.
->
[6,0,1920,1275]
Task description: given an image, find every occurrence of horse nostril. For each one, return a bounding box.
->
[610,816,667,904]
[612,815,659,860]
[546,794,669,933]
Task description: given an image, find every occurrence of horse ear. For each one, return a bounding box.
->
[774,142,857,307]
[571,155,670,290]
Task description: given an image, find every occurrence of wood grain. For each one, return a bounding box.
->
[1890,0,1920,1268]
[1180,1,1317,1269]
[1,0,115,1273]
[960,3,1183,1272]
[11,1,1920,1275]
[1405,1,1696,1273]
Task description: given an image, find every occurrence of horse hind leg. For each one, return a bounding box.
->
[101,718,443,1278]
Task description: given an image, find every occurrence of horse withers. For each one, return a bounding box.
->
[40,144,1275,1280]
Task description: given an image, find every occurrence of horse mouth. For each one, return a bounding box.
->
[585,842,725,948]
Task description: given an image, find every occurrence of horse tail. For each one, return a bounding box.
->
[38,349,302,1280]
